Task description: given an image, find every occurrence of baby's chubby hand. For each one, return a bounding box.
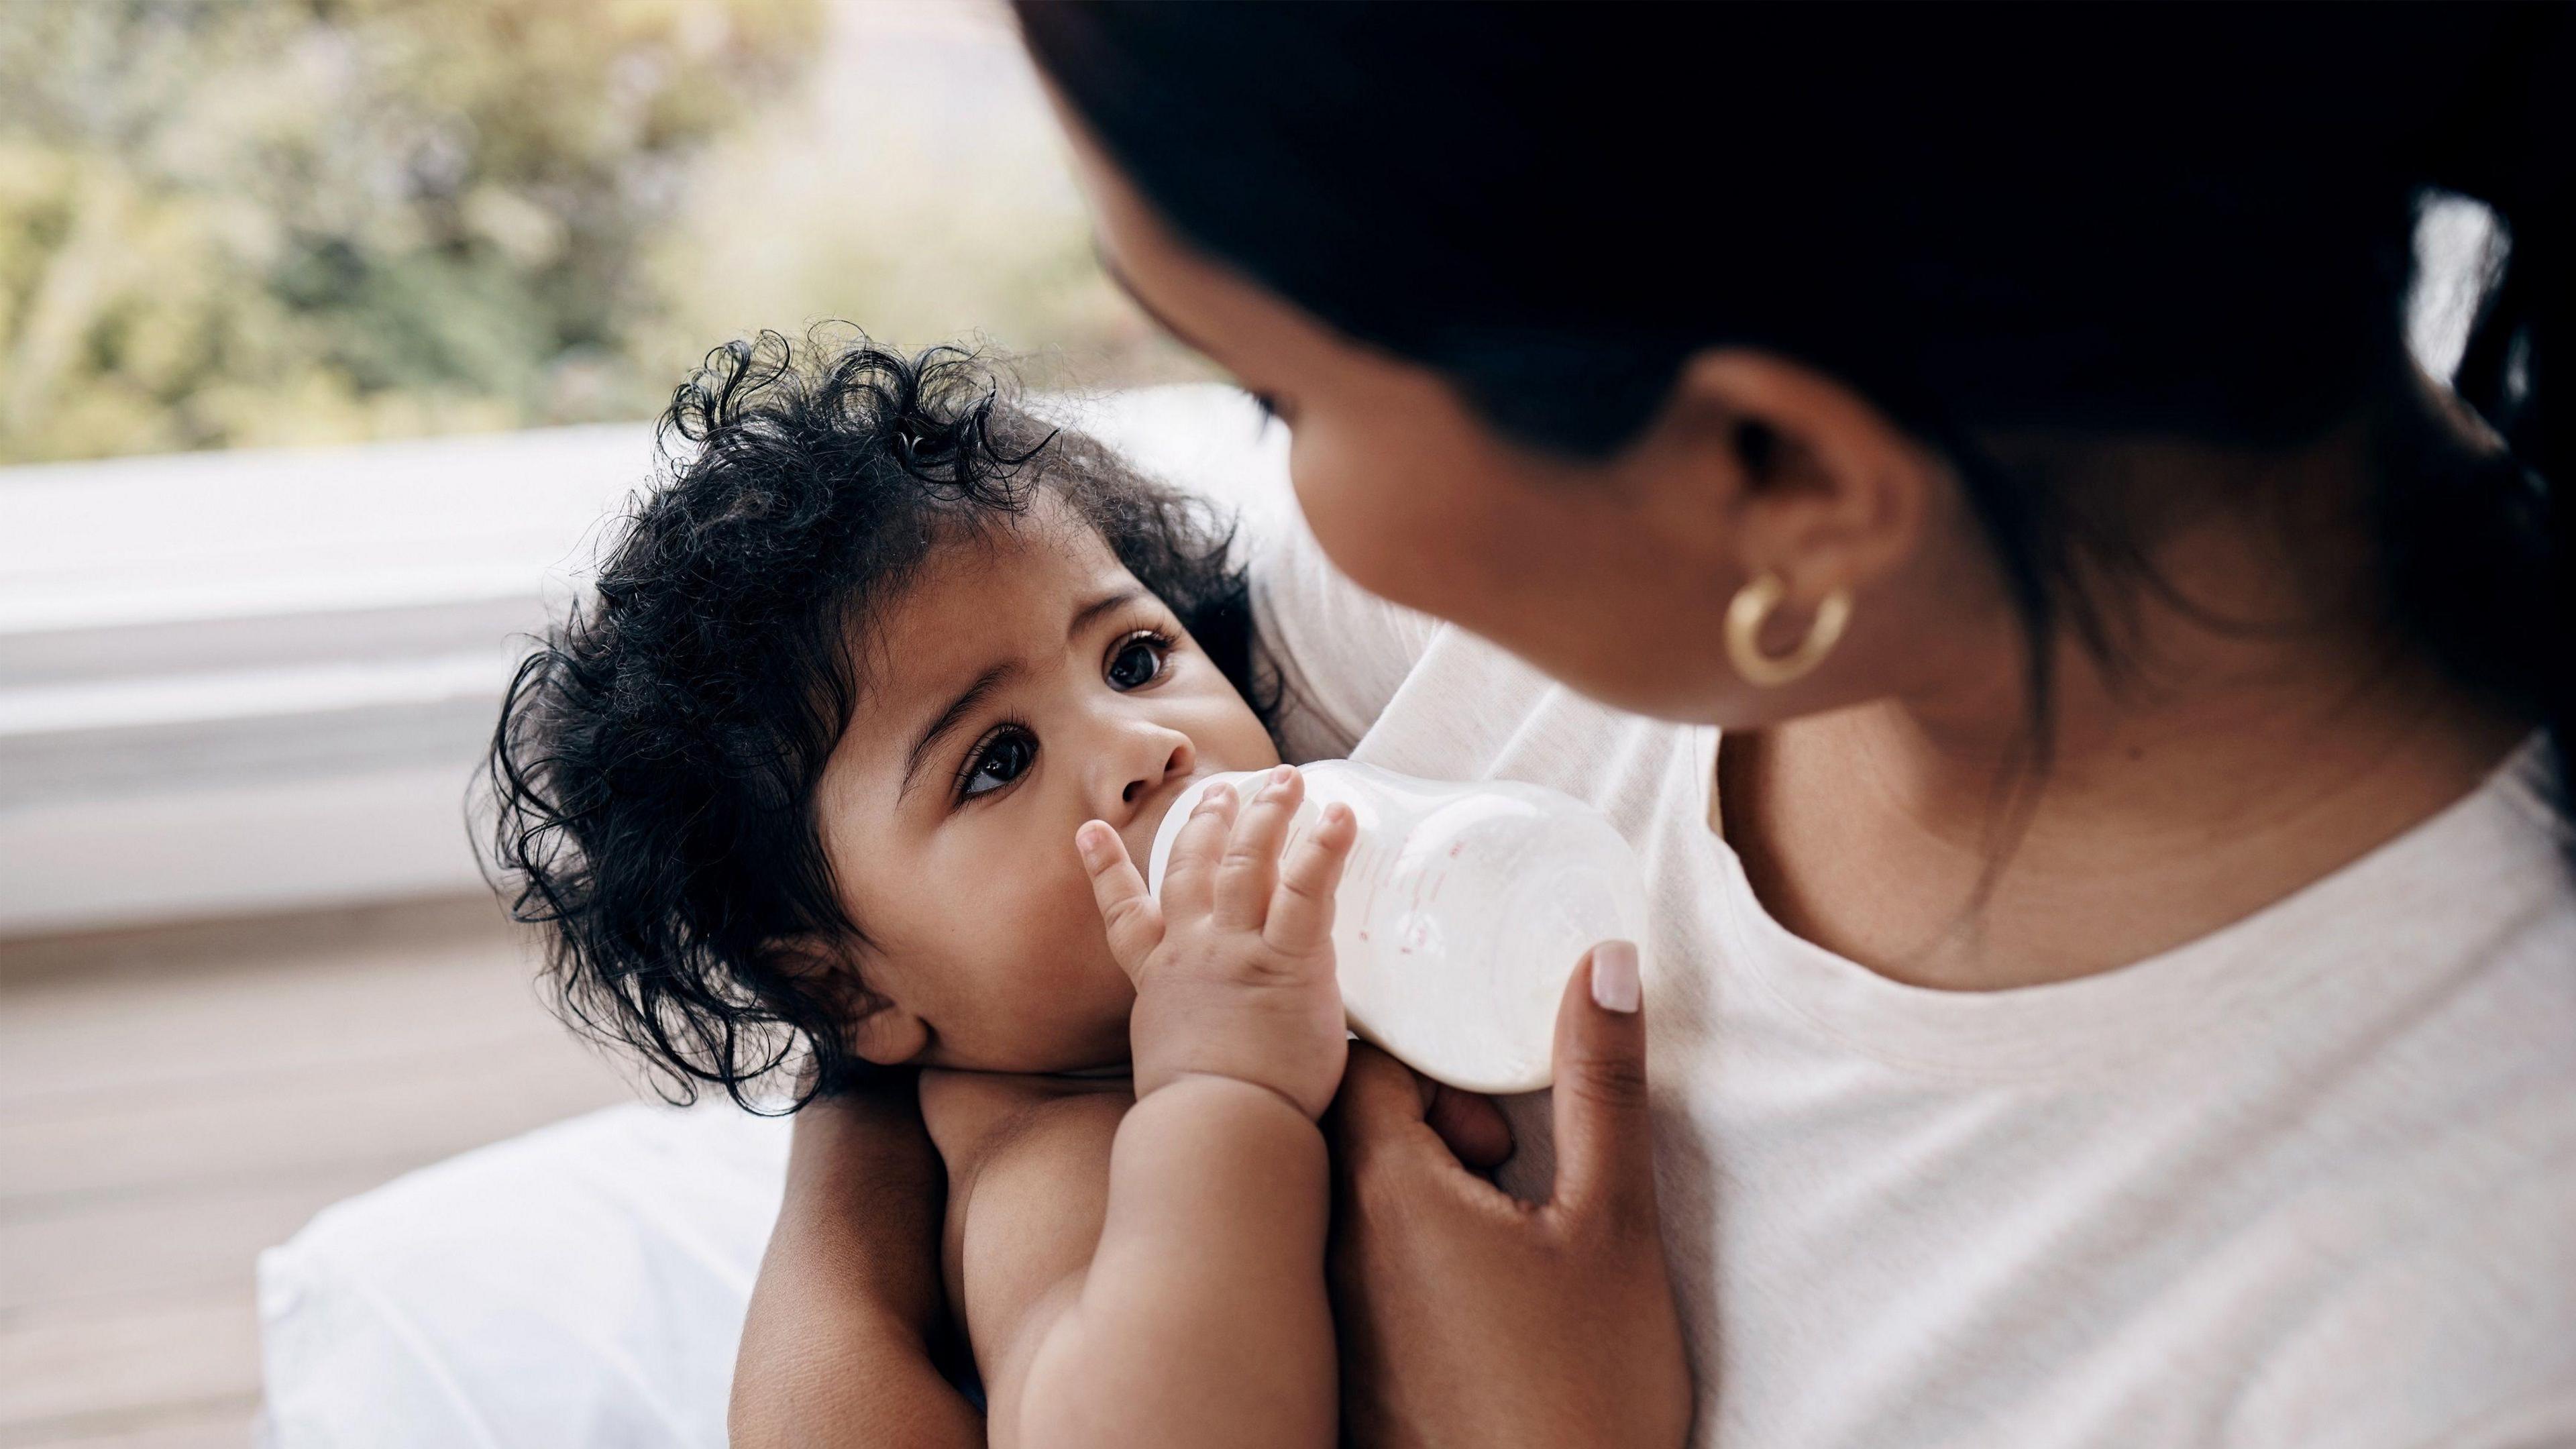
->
[1077,765,1356,1120]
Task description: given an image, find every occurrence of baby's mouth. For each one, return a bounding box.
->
[1120,769,1211,866]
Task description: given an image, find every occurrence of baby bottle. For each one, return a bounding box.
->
[1146,762,1650,1094]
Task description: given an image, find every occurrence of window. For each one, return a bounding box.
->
[0,0,1216,932]
[0,0,1191,466]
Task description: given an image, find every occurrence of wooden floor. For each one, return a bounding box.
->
[0,898,643,1448]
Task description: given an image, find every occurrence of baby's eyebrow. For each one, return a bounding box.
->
[900,663,1014,800]
[1068,587,1143,639]
[894,589,1144,800]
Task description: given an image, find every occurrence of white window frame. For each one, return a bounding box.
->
[0,387,1278,936]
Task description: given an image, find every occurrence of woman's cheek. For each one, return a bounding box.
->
[1290,431,1430,607]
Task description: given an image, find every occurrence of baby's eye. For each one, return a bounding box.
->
[960,727,1035,800]
[1106,632,1171,692]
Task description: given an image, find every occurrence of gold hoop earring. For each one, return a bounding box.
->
[1725,572,1852,687]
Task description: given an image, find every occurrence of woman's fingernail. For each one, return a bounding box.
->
[1591,940,1641,1014]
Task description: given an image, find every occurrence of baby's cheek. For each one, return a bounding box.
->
[935,871,1128,1070]
[1034,856,1134,994]
[1034,893,1138,1066]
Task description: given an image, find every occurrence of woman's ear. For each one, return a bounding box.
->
[1650,348,1940,606]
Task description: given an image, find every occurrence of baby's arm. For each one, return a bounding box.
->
[975,768,1354,1449]
[967,1087,1331,1449]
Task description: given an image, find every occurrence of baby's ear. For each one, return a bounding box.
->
[769,938,930,1068]
[844,991,931,1067]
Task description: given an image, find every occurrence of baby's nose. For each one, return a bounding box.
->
[1116,743,1205,867]
[1122,738,1195,807]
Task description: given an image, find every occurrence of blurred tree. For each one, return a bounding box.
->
[0,0,823,462]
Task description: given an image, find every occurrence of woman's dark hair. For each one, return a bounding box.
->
[1020,4,2575,862]
[483,329,1265,1108]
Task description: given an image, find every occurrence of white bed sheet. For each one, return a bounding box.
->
[258,1103,792,1448]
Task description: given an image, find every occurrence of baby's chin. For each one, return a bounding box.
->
[941,945,1138,1078]
[936,1013,1132,1079]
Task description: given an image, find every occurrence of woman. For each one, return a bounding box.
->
[739,6,2574,1445]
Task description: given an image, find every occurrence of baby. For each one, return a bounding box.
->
[485,331,1360,1447]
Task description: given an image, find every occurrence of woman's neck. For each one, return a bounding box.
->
[1721,432,2532,991]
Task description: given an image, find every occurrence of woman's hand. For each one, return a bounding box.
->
[1079,764,1356,1118]
[1326,944,1693,1448]
[730,1078,982,1449]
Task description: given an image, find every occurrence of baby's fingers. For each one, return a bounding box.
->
[1265,800,1356,954]
[1158,784,1235,921]
[1077,820,1163,977]
[1216,765,1303,928]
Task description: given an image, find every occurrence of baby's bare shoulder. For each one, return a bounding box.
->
[919,1069,1134,1370]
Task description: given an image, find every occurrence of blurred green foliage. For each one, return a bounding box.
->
[0,0,1130,464]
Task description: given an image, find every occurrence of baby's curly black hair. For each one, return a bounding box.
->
[482,329,1267,1109]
